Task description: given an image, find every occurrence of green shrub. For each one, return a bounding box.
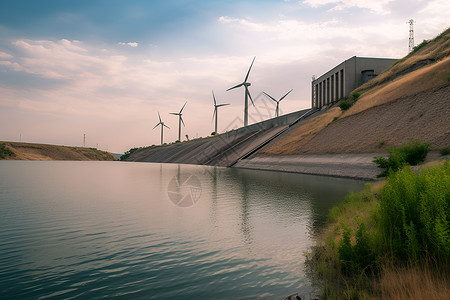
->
[339,100,354,111]
[349,92,361,101]
[120,147,139,160]
[412,39,430,53]
[337,223,376,276]
[0,143,15,159]
[447,75,450,82]
[373,140,430,177]
[379,162,450,262]
[440,147,450,155]
[338,228,354,275]
[211,132,217,136]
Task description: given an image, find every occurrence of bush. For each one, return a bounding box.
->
[379,163,450,262]
[338,223,375,276]
[373,140,430,177]
[339,92,361,111]
[0,143,15,159]
[120,147,139,160]
[308,163,450,298]
[339,100,354,111]
[440,147,450,156]
[412,39,430,53]
[211,132,217,136]
[349,92,361,101]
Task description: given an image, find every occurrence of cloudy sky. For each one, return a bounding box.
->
[0,0,448,153]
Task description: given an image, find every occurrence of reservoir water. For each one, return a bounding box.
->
[0,161,365,299]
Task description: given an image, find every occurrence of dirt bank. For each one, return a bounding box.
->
[0,141,117,161]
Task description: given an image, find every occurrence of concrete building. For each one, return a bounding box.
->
[311,56,398,109]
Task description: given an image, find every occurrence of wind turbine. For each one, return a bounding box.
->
[263,89,293,118]
[153,112,169,145]
[170,102,187,141]
[212,90,230,134]
[227,56,255,127]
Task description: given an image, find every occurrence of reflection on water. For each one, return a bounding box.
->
[0,161,364,300]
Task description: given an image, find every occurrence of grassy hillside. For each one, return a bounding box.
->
[0,141,117,161]
[259,27,450,156]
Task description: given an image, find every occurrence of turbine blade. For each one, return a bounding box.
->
[158,112,162,122]
[180,116,185,127]
[212,107,216,122]
[212,90,216,106]
[263,91,277,102]
[153,122,161,130]
[244,56,255,83]
[180,101,187,113]
[217,103,230,107]
[245,86,255,106]
[164,124,170,129]
[226,82,244,91]
[169,112,179,115]
[279,89,293,102]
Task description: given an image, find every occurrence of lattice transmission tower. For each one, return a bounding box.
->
[408,19,415,53]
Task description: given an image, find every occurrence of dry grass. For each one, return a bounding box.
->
[257,27,450,156]
[356,27,450,95]
[1,141,117,161]
[319,184,380,247]
[345,57,450,117]
[377,263,450,300]
[259,107,342,155]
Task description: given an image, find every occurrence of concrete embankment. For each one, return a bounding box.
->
[125,107,388,180]
[125,108,313,167]
[234,154,383,180]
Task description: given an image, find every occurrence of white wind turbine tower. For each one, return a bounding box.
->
[153,112,169,145]
[212,90,230,134]
[170,102,187,141]
[226,57,255,127]
[263,89,293,118]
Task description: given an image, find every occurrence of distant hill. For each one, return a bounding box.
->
[258,27,450,155]
[0,141,117,161]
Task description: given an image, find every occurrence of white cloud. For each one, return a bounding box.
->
[1,1,447,151]
[303,0,395,15]
[0,51,13,59]
[118,42,139,47]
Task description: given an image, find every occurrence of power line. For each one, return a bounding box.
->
[408,19,415,53]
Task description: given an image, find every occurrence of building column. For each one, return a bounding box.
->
[318,82,322,108]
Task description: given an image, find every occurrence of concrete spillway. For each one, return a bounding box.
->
[124,107,384,180]
[124,108,314,167]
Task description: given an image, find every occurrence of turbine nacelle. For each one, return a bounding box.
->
[153,112,169,144]
[171,102,187,141]
[212,90,230,133]
[263,89,293,118]
[226,57,256,127]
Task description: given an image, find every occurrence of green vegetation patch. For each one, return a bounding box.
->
[379,164,450,262]
[412,39,430,53]
[373,140,430,177]
[120,147,140,160]
[0,143,15,159]
[306,162,450,298]
[339,92,361,111]
[440,147,450,156]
